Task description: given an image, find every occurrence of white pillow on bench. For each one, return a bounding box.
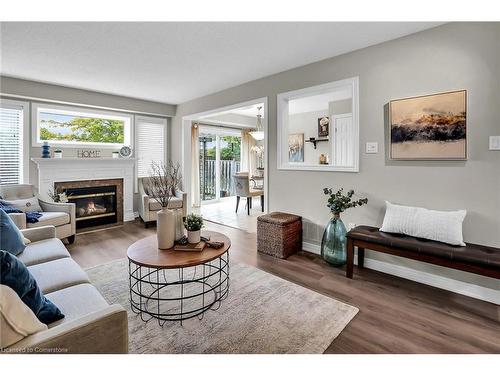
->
[380,201,467,246]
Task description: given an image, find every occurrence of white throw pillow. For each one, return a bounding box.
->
[0,285,48,349]
[3,197,42,213]
[380,201,467,246]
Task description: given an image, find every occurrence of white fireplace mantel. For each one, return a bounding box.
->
[31,157,136,221]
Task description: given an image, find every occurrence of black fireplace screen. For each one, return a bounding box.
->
[64,185,117,229]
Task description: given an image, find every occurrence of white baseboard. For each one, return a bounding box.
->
[302,241,500,305]
[302,241,321,255]
[124,211,136,222]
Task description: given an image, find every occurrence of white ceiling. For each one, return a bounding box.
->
[0,22,442,104]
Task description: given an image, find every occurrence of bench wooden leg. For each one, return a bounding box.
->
[357,247,365,269]
[346,238,354,278]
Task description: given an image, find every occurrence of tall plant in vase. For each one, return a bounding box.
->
[321,188,368,266]
[144,161,182,249]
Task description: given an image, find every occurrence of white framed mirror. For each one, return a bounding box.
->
[277,76,359,172]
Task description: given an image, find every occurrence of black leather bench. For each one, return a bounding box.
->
[345,226,500,279]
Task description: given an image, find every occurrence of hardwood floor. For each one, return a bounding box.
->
[194,195,259,234]
[68,219,500,354]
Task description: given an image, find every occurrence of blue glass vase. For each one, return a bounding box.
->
[321,214,347,266]
[41,141,51,158]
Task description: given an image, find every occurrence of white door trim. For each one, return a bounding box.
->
[181,97,269,213]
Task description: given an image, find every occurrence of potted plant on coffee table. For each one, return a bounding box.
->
[321,188,368,266]
[144,161,182,249]
[184,214,204,244]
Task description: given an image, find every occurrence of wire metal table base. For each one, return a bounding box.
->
[128,251,229,325]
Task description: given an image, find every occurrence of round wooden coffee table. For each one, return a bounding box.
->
[127,231,230,325]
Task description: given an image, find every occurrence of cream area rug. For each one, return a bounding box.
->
[86,259,358,354]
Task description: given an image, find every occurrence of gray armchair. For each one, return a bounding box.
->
[138,177,187,228]
[234,174,264,215]
[0,184,76,243]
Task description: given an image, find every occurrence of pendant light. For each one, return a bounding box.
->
[249,106,264,141]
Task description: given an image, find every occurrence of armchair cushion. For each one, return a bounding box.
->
[2,197,42,213]
[1,200,42,224]
[149,197,183,211]
[27,212,70,229]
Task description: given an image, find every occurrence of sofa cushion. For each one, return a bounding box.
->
[45,284,109,328]
[0,284,47,349]
[0,209,26,255]
[27,212,70,228]
[149,197,183,211]
[17,238,70,267]
[28,258,90,294]
[0,250,64,325]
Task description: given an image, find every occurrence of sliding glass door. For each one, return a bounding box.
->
[199,127,241,202]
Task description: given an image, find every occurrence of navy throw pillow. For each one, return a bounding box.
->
[0,208,26,255]
[0,250,64,324]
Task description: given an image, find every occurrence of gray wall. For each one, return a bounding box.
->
[329,99,352,115]
[0,76,176,116]
[0,76,176,212]
[288,110,329,164]
[171,23,500,290]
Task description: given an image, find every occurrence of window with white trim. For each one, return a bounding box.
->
[32,103,132,148]
[277,77,359,172]
[136,116,167,178]
[0,99,29,185]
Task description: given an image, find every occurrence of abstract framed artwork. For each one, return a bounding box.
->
[389,90,467,160]
[288,133,304,162]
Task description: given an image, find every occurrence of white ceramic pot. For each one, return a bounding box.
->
[157,208,175,249]
[187,230,201,244]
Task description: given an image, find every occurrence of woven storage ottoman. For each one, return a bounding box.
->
[257,212,302,259]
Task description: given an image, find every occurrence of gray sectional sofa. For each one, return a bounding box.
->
[4,225,128,353]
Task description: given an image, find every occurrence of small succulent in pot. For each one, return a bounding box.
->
[323,188,368,217]
[184,214,204,244]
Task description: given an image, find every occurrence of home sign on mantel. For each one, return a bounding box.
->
[77,149,101,158]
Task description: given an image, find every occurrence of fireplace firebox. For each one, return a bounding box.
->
[54,179,124,231]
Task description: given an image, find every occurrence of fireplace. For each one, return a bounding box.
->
[54,179,124,231]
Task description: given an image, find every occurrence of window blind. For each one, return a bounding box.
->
[0,104,24,185]
[136,116,166,178]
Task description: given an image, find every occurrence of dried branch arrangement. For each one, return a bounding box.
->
[144,161,182,208]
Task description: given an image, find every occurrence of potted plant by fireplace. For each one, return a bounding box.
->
[321,188,368,266]
[144,161,182,249]
[184,213,204,244]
